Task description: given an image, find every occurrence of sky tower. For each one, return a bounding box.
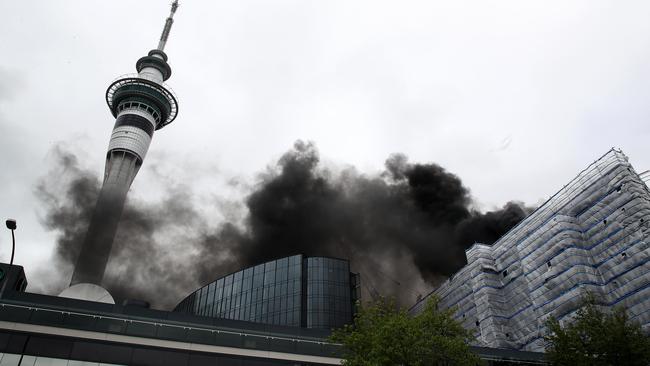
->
[69,1,180,288]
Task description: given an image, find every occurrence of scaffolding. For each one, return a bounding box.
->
[411,149,650,352]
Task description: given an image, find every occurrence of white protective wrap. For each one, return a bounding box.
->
[410,149,650,352]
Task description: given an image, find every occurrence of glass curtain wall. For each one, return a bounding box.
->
[175,255,358,329]
[176,255,303,327]
[306,257,353,329]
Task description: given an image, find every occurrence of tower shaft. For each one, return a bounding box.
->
[70,181,128,285]
[70,115,154,285]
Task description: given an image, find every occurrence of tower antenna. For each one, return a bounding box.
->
[158,1,180,51]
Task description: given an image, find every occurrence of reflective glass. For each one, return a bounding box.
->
[307,257,354,329]
[175,255,354,329]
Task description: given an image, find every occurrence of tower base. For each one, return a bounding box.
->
[59,283,115,304]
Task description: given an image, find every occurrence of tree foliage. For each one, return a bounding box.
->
[331,296,481,366]
[544,295,650,366]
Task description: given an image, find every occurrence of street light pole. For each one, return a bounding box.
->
[9,230,15,266]
[5,219,16,265]
[0,219,17,300]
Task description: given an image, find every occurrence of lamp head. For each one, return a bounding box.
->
[5,219,16,231]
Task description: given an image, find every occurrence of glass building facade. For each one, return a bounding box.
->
[174,255,360,329]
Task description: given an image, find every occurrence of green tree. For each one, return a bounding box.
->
[545,295,650,366]
[331,296,481,366]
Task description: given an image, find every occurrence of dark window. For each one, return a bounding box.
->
[71,341,133,364]
[157,325,187,341]
[25,336,73,359]
[502,270,508,277]
[114,113,155,137]
[188,354,218,366]
[126,321,157,338]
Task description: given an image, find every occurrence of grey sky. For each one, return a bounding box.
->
[1,0,650,291]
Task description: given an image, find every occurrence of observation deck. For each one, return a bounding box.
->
[106,73,179,128]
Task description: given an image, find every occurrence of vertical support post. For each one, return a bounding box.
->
[10,229,15,265]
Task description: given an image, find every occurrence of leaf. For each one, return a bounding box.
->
[330,296,482,366]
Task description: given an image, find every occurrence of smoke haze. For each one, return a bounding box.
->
[35,141,531,309]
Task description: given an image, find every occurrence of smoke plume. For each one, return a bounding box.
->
[35,147,242,309]
[36,141,532,309]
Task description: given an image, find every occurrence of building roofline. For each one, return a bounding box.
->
[0,290,547,364]
[411,148,628,312]
[464,148,625,256]
[0,290,332,342]
[175,254,353,308]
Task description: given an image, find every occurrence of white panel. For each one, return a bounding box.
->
[138,67,163,83]
[33,357,68,366]
[0,354,21,366]
[107,126,152,161]
[58,283,115,304]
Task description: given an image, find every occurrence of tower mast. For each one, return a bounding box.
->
[69,1,180,287]
[158,0,179,51]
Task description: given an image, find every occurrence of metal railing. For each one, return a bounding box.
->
[0,301,343,358]
[106,73,179,126]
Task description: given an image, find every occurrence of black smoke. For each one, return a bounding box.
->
[35,147,242,309]
[36,141,532,309]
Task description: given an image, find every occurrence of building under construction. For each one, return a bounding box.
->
[410,148,650,351]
